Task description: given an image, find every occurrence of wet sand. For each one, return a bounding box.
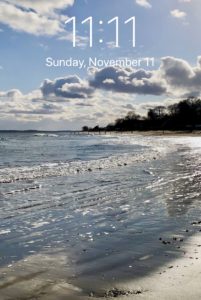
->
[0,221,201,300]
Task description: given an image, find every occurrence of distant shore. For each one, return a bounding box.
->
[1,129,201,137]
[83,130,201,137]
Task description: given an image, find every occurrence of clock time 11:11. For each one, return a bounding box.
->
[65,17,136,48]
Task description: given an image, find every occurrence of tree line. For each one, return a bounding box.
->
[82,98,201,132]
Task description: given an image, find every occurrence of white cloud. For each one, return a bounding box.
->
[1,56,201,128]
[39,43,49,51]
[8,0,74,16]
[170,9,187,19]
[0,0,74,36]
[90,55,201,98]
[41,76,94,99]
[58,33,89,48]
[159,56,201,97]
[90,67,166,95]
[106,41,117,49]
[178,0,191,2]
[136,0,152,9]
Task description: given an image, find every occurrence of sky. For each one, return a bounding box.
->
[0,0,201,130]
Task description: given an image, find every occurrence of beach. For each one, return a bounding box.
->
[0,132,201,299]
[0,225,201,299]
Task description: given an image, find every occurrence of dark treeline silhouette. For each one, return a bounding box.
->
[83,98,201,132]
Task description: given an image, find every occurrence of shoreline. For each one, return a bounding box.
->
[1,130,201,136]
[84,130,201,137]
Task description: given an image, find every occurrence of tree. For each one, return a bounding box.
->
[84,98,201,132]
[82,126,89,132]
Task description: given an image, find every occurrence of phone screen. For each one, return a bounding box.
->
[0,1,201,299]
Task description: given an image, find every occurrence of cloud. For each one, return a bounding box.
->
[136,0,151,9]
[90,56,201,98]
[106,41,117,49]
[0,89,23,99]
[159,56,201,97]
[7,103,63,116]
[1,56,201,129]
[90,67,166,95]
[0,0,74,36]
[170,9,187,19]
[58,33,89,48]
[0,84,138,128]
[8,0,74,16]
[2,56,201,104]
[0,88,69,123]
[41,76,94,99]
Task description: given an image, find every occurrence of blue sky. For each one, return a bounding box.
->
[0,0,201,130]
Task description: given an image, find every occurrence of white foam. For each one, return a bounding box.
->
[0,150,161,184]
[32,221,50,228]
[1,135,181,184]
[0,229,11,235]
[34,133,58,137]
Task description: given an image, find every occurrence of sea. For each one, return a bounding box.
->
[0,132,201,295]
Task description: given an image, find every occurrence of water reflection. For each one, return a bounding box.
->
[164,147,201,216]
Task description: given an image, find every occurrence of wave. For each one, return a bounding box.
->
[33,133,58,137]
[0,150,161,184]
[1,185,41,195]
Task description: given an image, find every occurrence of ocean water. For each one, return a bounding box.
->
[0,132,201,293]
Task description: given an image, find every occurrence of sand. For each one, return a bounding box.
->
[0,229,201,300]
